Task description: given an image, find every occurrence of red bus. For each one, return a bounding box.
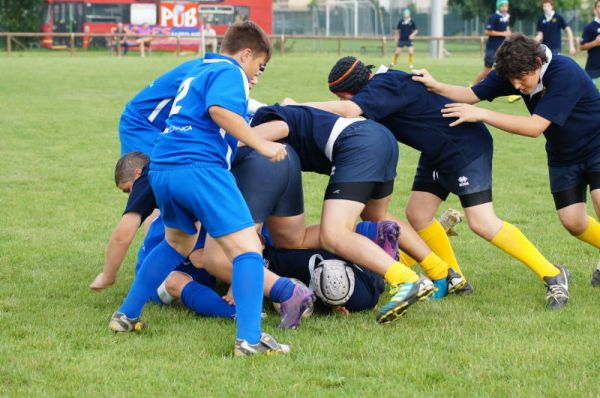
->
[41,0,272,49]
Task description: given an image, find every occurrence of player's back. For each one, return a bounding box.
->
[127,58,203,131]
[151,54,249,169]
[251,104,343,175]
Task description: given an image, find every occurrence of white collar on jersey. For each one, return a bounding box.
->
[375,65,389,75]
[544,12,555,22]
[529,45,553,98]
[594,17,600,24]
[496,10,510,23]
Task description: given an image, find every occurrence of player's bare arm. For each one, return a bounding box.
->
[251,120,289,142]
[301,100,363,118]
[411,69,480,104]
[565,26,577,55]
[209,105,287,162]
[90,212,142,291]
[580,35,600,51]
[442,103,551,137]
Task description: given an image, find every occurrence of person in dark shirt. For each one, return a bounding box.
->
[300,55,569,309]
[472,0,511,86]
[414,33,600,293]
[534,0,576,55]
[580,0,600,87]
[390,9,418,69]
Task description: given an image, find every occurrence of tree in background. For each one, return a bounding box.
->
[0,0,44,32]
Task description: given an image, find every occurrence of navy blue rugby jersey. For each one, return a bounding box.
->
[485,12,510,51]
[473,54,600,166]
[351,69,493,172]
[123,165,157,222]
[537,13,568,53]
[397,19,417,41]
[251,105,347,175]
[581,19,600,78]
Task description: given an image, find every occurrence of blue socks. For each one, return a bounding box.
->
[356,221,378,241]
[118,240,185,318]
[181,282,236,319]
[232,252,264,344]
[269,277,295,303]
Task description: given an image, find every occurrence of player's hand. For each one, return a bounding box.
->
[256,140,287,162]
[333,306,350,316]
[569,46,576,56]
[411,69,439,92]
[281,97,297,106]
[89,272,116,292]
[441,103,486,127]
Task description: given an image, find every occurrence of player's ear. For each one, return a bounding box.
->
[134,167,143,179]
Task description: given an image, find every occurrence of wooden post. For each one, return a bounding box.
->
[280,34,285,56]
[176,36,180,56]
[117,36,122,56]
[337,38,342,56]
[140,40,145,57]
[69,33,75,57]
[6,34,11,56]
[382,35,386,58]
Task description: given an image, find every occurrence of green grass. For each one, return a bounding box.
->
[2,51,600,397]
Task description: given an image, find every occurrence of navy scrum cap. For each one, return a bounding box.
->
[328,56,374,96]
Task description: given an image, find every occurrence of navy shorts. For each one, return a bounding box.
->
[484,48,497,68]
[325,120,398,203]
[397,40,413,48]
[119,106,161,157]
[232,146,304,223]
[412,151,493,208]
[263,247,385,312]
[549,152,600,209]
[149,163,254,237]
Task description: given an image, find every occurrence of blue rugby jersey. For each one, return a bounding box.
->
[251,105,356,175]
[485,11,510,52]
[581,19,600,79]
[351,69,493,172]
[126,58,203,131]
[537,13,568,53]
[397,19,417,41]
[473,53,600,166]
[151,54,247,169]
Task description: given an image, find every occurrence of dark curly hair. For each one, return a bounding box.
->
[494,33,547,81]
[328,56,374,95]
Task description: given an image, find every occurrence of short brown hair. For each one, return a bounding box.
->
[542,0,553,5]
[221,20,272,62]
[494,33,547,80]
[114,151,149,186]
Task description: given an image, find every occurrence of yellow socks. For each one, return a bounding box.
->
[408,54,414,66]
[419,252,449,281]
[418,220,463,275]
[384,262,419,285]
[490,222,559,279]
[575,216,600,249]
[399,250,417,267]
[392,54,399,65]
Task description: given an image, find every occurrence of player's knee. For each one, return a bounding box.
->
[165,272,192,299]
[319,227,341,254]
[406,205,428,227]
[559,215,588,235]
[467,217,497,240]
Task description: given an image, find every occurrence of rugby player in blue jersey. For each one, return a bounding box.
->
[108,21,291,357]
[390,8,418,69]
[415,33,600,291]
[298,55,569,309]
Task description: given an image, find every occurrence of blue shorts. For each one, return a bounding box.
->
[119,106,161,156]
[232,146,304,223]
[397,40,413,48]
[149,163,255,237]
[412,151,493,208]
[549,152,600,209]
[331,120,398,184]
[484,48,497,68]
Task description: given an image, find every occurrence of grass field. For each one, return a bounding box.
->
[2,50,600,397]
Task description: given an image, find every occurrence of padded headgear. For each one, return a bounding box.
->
[309,254,355,306]
[328,56,373,96]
